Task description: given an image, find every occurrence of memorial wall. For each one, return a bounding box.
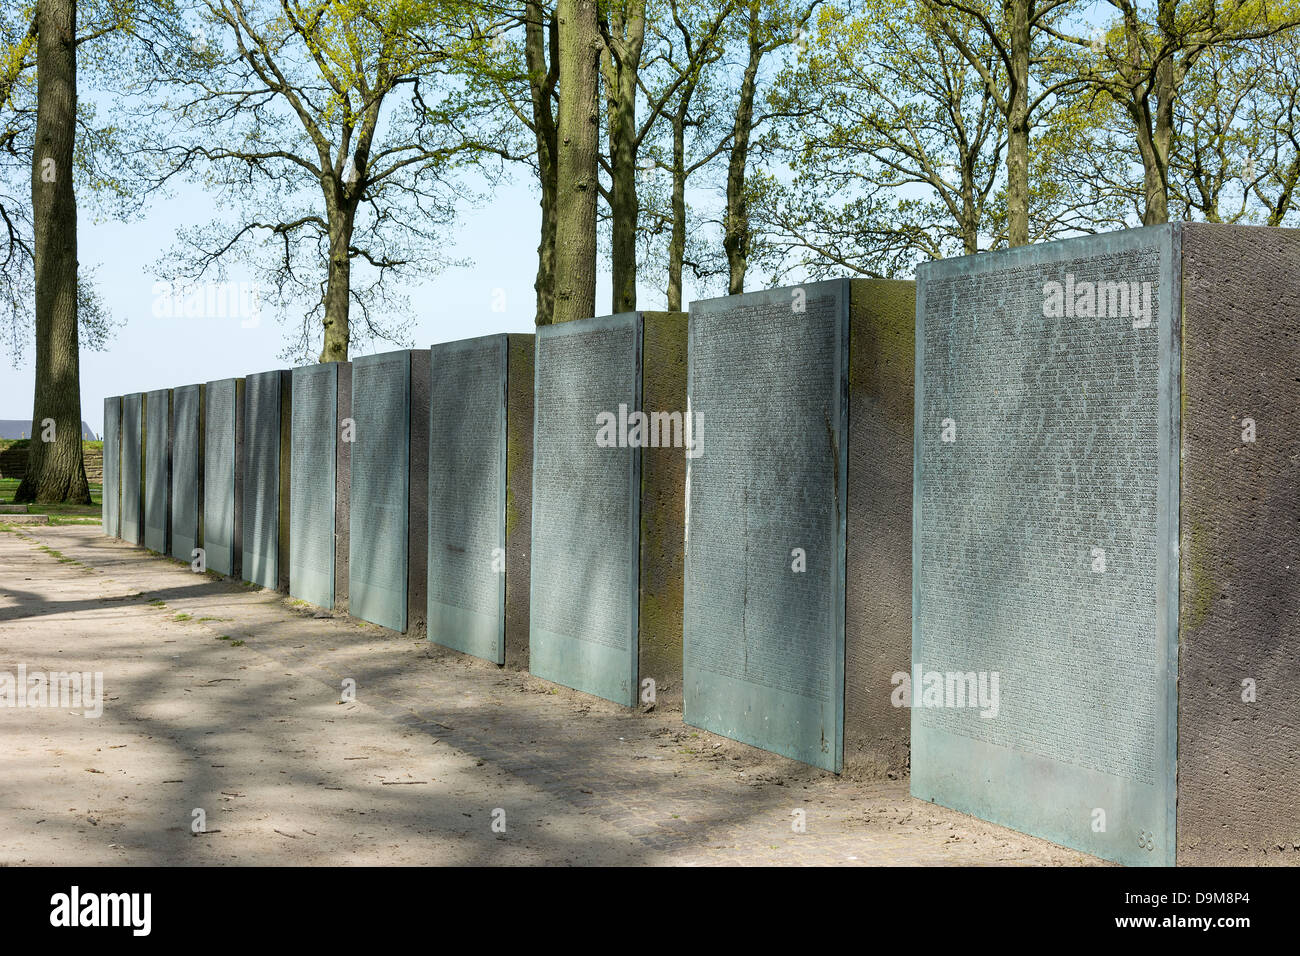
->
[120,393,143,546]
[530,312,687,708]
[289,361,351,611]
[684,280,914,773]
[243,369,291,591]
[203,377,244,577]
[914,227,1174,866]
[92,220,1295,870]
[426,335,530,664]
[170,384,203,562]
[531,314,641,705]
[102,396,121,538]
[143,389,171,554]
[912,222,1299,866]
[350,350,430,634]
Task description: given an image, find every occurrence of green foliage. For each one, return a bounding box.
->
[120,0,514,361]
[757,0,1064,275]
[9,0,1300,353]
[0,0,188,366]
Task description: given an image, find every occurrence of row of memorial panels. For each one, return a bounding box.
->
[100,295,897,775]
[98,224,1300,866]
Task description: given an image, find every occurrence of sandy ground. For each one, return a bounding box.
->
[0,524,1101,866]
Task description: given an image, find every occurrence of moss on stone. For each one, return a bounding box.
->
[1182,517,1215,633]
[849,280,916,422]
[637,313,688,698]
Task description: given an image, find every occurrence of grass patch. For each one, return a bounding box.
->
[36,543,85,567]
[0,473,102,515]
[147,599,166,608]
[173,613,192,622]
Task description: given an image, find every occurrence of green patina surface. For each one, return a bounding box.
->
[1177,302,1215,636]
[638,312,688,699]
[1180,517,1215,633]
[850,279,915,417]
[638,590,673,661]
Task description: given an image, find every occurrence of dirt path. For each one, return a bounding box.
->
[0,525,1100,866]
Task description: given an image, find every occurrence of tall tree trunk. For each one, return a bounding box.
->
[724,2,762,295]
[554,0,601,325]
[320,194,355,362]
[18,0,88,505]
[1131,99,1171,225]
[1139,0,1176,225]
[601,1,645,314]
[1005,0,1030,246]
[667,107,687,311]
[527,0,559,326]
